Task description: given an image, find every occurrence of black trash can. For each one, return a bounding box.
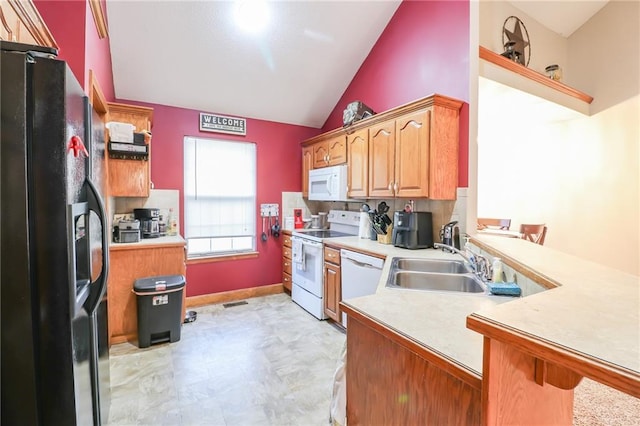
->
[133,274,186,348]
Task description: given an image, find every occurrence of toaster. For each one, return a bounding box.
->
[115,219,141,243]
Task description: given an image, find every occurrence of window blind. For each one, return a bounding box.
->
[184,136,256,256]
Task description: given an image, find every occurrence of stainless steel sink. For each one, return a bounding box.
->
[392,258,472,274]
[387,271,486,293]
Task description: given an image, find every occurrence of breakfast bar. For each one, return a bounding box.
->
[325,234,639,424]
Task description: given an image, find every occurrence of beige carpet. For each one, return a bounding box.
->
[574,378,640,425]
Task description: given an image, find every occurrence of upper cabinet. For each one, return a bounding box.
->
[346,128,368,198]
[303,94,463,200]
[312,135,347,168]
[107,102,154,197]
[0,0,58,48]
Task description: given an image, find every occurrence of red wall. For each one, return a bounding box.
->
[34,0,86,85]
[322,0,470,187]
[120,100,318,296]
[83,0,115,101]
[34,0,115,100]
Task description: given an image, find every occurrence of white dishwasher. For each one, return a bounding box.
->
[340,249,384,327]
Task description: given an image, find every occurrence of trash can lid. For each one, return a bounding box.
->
[134,275,185,293]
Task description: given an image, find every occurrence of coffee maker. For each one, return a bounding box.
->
[392,211,433,249]
[134,208,160,238]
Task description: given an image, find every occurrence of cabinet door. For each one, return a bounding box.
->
[368,120,396,198]
[324,262,341,322]
[327,135,347,166]
[313,142,329,168]
[107,103,153,197]
[395,109,430,198]
[108,245,186,345]
[347,129,368,198]
[302,146,313,197]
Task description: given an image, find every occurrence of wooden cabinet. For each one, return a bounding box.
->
[312,135,347,168]
[368,119,396,198]
[301,146,312,197]
[323,245,341,322]
[108,241,186,345]
[106,102,154,197]
[282,231,292,292]
[394,109,431,198]
[0,0,58,48]
[345,312,481,425]
[302,94,463,200]
[346,128,369,198]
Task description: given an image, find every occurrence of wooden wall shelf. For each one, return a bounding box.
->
[479,46,593,105]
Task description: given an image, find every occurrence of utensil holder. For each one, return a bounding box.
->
[377,226,393,244]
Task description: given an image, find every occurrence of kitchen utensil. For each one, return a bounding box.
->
[261,217,267,241]
[268,212,272,236]
[377,201,389,214]
[272,215,280,238]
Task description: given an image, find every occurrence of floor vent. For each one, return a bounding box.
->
[223,301,248,308]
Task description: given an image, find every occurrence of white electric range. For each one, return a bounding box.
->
[290,210,360,319]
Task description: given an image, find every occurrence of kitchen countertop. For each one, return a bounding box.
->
[109,235,186,251]
[324,235,640,387]
[324,236,512,377]
[469,235,640,384]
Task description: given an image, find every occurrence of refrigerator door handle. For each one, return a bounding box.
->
[85,177,109,315]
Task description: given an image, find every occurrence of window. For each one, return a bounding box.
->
[184,137,256,257]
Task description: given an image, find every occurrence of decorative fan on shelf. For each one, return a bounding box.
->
[501,16,530,67]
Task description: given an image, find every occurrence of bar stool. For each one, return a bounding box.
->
[519,224,547,245]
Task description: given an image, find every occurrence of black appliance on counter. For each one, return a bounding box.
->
[134,208,161,238]
[1,41,110,425]
[392,211,434,249]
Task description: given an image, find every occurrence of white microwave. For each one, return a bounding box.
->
[308,164,349,201]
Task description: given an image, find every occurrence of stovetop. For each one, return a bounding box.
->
[294,229,352,239]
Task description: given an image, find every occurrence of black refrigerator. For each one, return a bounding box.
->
[1,41,110,425]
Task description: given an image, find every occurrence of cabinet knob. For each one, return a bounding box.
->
[388,182,393,191]
[394,182,398,193]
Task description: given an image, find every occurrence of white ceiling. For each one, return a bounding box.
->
[508,0,609,38]
[106,1,401,128]
[106,1,607,129]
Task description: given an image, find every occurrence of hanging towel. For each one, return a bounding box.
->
[292,238,305,271]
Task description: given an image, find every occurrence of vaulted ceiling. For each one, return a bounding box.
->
[107,1,608,129]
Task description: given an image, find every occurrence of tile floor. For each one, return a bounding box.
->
[106,293,345,426]
[106,293,639,426]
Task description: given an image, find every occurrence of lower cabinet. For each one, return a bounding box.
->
[282,231,292,292]
[108,242,186,345]
[345,313,481,425]
[323,245,341,322]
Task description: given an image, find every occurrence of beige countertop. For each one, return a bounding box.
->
[469,234,640,377]
[110,235,186,251]
[325,236,512,377]
[325,234,640,383]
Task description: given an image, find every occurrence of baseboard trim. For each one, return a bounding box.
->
[186,283,284,308]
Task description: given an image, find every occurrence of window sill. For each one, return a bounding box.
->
[186,251,259,265]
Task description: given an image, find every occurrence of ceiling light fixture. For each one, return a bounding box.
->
[234,0,270,34]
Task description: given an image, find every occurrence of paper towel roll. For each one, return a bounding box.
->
[358,212,371,239]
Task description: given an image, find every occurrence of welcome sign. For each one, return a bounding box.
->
[199,112,246,136]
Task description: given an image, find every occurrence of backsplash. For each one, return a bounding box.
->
[467,242,547,297]
[114,189,180,227]
[281,188,468,239]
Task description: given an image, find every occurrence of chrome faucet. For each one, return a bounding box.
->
[434,242,492,282]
